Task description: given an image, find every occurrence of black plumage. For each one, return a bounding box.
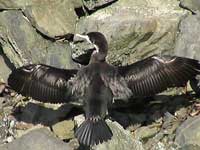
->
[8,32,200,146]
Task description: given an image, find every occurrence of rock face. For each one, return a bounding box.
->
[76,0,187,65]
[0,128,73,150]
[180,0,200,14]
[23,0,77,38]
[0,10,77,70]
[95,120,144,150]
[174,13,200,60]
[175,115,200,149]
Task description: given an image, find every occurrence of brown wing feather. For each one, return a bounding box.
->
[118,55,200,97]
[8,64,77,103]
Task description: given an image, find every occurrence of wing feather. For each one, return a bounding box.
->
[118,55,200,97]
[8,64,78,103]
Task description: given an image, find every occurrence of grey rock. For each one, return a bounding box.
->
[0,128,73,150]
[76,0,187,65]
[180,0,200,14]
[83,0,117,10]
[134,126,160,140]
[179,144,200,150]
[52,120,74,140]
[95,120,144,150]
[0,0,82,10]
[175,115,200,147]
[23,0,78,38]
[174,13,200,60]
[0,10,77,69]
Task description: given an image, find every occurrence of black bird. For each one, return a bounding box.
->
[8,32,200,146]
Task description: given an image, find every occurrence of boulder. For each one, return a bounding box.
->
[174,13,200,60]
[76,0,187,65]
[0,10,77,69]
[0,128,73,150]
[175,115,200,148]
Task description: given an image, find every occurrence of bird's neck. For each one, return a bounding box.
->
[89,50,106,64]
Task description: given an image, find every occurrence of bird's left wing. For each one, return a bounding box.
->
[8,64,78,103]
[118,55,200,97]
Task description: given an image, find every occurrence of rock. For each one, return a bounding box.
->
[52,120,74,140]
[76,0,187,65]
[83,0,117,10]
[180,0,200,14]
[174,13,200,60]
[0,10,77,69]
[175,115,200,148]
[179,145,200,150]
[134,125,160,140]
[0,0,82,10]
[23,0,78,38]
[95,120,144,150]
[0,128,73,150]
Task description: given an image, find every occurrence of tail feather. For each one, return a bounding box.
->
[75,117,113,146]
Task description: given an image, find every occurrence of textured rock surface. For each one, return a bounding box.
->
[94,120,144,150]
[0,10,77,70]
[23,0,77,37]
[76,0,187,65]
[83,0,117,10]
[0,128,73,150]
[175,115,200,148]
[52,120,74,140]
[180,0,200,13]
[174,13,200,60]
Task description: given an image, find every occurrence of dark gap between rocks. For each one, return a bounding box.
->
[179,3,196,15]
[81,0,118,15]
[74,6,88,18]
[0,46,15,70]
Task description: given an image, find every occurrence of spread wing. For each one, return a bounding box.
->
[8,64,78,103]
[118,55,200,97]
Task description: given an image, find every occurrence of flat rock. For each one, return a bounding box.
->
[76,0,187,65]
[83,0,117,10]
[175,115,200,148]
[52,120,74,140]
[0,128,73,150]
[174,13,200,60]
[23,0,78,37]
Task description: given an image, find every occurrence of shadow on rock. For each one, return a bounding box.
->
[12,102,83,126]
[110,93,196,128]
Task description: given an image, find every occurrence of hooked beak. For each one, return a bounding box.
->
[75,34,99,53]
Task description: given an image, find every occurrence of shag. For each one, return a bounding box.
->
[8,32,200,146]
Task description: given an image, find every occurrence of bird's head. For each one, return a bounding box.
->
[75,32,108,63]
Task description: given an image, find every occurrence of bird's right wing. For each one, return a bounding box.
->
[118,55,200,97]
[8,64,78,103]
